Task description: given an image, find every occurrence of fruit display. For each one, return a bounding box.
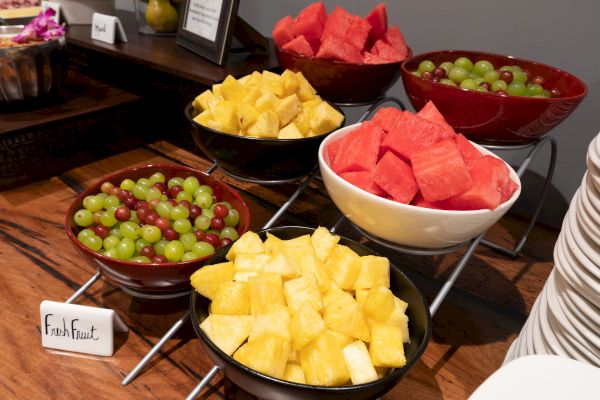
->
[273,2,409,64]
[327,101,519,210]
[72,172,242,263]
[413,56,561,98]
[191,69,344,139]
[190,228,411,386]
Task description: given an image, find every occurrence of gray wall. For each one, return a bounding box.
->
[238,0,600,228]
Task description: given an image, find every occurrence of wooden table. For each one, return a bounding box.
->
[0,141,556,399]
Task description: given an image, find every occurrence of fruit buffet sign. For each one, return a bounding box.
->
[176,0,240,65]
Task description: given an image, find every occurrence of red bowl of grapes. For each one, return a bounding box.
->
[400,50,587,143]
[65,164,251,295]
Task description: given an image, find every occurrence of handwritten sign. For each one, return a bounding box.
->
[91,13,128,45]
[41,1,61,23]
[40,300,128,356]
[184,0,223,42]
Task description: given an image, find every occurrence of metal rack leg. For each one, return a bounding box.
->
[205,162,218,175]
[184,365,220,400]
[481,136,557,257]
[65,270,102,304]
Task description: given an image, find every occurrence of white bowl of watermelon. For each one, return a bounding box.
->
[318,102,521,249]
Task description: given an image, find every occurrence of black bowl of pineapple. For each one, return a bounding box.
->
[189,226,431,400]
[184,70,345,183]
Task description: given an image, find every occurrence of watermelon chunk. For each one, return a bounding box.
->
[383,25,409,59]
[439,156,511,210]
[295,2,327,52]
[371,107,404,134]
[365,3,388,42]
[411,139,474,202]
[332,122,385,174]
[370,39,404,62]
[327,138,343,164]
[316,36,363,64]
[417,101,456,139]
[282,35,314,57]
[340,171,387,197]
[344,15,372,51]
[371,152,418,204]
[272,15,296,48]
[381,113,446,162]
[500,178,519,203]
[363,51,386,64]
[455,133,482,163]
[411,192,443,209]
[321,5,353,42]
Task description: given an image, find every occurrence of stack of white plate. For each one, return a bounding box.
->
[504,136,600,366]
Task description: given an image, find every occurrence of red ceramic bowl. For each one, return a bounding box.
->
[65,164,251,294]
[401,50,587,143]
[276,47,412,104]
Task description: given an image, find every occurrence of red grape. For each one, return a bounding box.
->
[167,198,178,207]
[203,233,220,247]
[124,196,137,210]
[163,227,179,240]
[153,182,168,194]
[213,204,228,218]
[499,70,513,84]
[479,82,491,91]
[109,187,120,197]
[421,71,433,80]
[532,75,545,86]
[218,238,233,249]
[169,185,184,198]
[148,198,160,210]
[193,229,205,241]
[433,66,446,79]
[496,90,509,97]
[101,181,114,194]
[189,205,202,220]
[146,211,160,225]
[178,200,191,209]
[140,245,156,258]
[136,207,149,224]
[550,88,562,98]
[115,206,131,222]
[94,224,109,239]
[211,217,225,230]
[134,201,149,212]
[154,217,170,232]
[118,189,132,202]
[151,255,167,264]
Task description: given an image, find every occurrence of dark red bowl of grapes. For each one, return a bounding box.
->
[400,50,587,143]
[65,164,251,294]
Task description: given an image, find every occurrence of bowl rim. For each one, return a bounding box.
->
[189,225,432,393]
[64,163,251,270]
[400,49,588,102]
[275,45,408,67]
[319,123,522,216]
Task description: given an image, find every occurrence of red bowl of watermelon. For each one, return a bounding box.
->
[400,50,587,143]
[318,122,521,249]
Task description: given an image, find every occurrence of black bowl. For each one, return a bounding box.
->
[184,102,345,183]
[190,226,431,400]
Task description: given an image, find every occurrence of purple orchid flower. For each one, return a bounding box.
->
[12,8,66,44]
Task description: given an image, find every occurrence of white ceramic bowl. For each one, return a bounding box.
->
[318,123,522,249]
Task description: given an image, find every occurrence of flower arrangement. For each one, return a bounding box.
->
[12,8,66,43]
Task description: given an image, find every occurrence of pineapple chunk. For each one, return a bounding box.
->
[246,110,279,138]
[212,83,223,97]
[323,291,370,342]
[236,103,260,130]
[237,73,251,86]
[310,226,340,262]
[353,255,390,290]
[299,333,350,386]
[363,285,395,323]
[302,97,322,110]
[290,302,326,351]
[281,69,300,97]
[324,244,361,290]
[193,89,216,111]
[311,101,344,135]
[283,363,306,384]
[244,71,263,89]
[192,109,212,127]
[281,234,313,260]
[190,261,234,300]
[211,281,250,315]
[325,329,354,348]
[204,120,229,134]
[322,282,345,307]
[221,75,246,102]
[254,89,278,113]
[375,366,390,379]
[342,341,378,384]
[262,70,284,97]
[355,289,369,310]
[262,251,301,280]
[212,101,239,134]
[242,87,262,105]
[299,251,330,292]
[278,122,304,139]
[384,296,410,333]
[284,276,323,313]
[248,273,286,315]
[289,349,299,362]
[234,336,290,379]
[292,109,312,136]
[233,271,259,282]
[226,231,264,261]
[249,304,291,342]
[275,94,302,127]
[369,323,406,368]
[200,314,253,355]
[264,232,285,254]
[296,71,317,101]
[233,253,272,273]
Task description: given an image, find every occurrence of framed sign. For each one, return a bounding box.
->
[176,0,240,65]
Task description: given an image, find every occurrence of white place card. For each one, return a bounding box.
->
[41,1,61,23]
[91,12,128,45]
[40,300,128,357]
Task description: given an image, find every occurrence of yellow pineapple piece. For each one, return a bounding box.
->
[384,296,409,331]
[248,273,286,315]
[242,86,262,105]
[204,120,229,134]
[212,100,239,134]
[299,333,350,386]
[322,282,345,307]
[226,231,264,261]
[236,103,260,130]
[355,288,369,310]
[221,75,246,102]
[262,251,301,280]
[296,71,317,101]
[311,101,344,135]
[290,302,326,351]
[325,329,354,348]
[249,304,291,342]
[246,110,280,138]
[278,122,304,139]
[342,341,378,384]
[264,232,285,254]
[281,69,300,97]
[234,336,290,379]
[192,109,212,127]
[244,71,263,89]
[275,94,302,127]
[211,281,250,315]
[237,73,251,86]
[292,109,312,136]
[310,226,340,262]
[193,89,216,111]
[254,89,278,113]
[233,271,260,282]
[283,363,306,384]
[262,70,284,97]
[299,251,330,292]
[289,349,299,362]
[233,253,272,273]
[369,322,406,368]
[363,285,395,323]
[353,255,390,290]
[200,314,253,355]
[284,276,322,313]
[323,291,370,342]
[302,97,322,110]
[375,366,390,379]
[324,244,361,290]
[281,234,313,260]
[190,261,234,300]
[212,83,222,97]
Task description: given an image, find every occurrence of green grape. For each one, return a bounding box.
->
[192,241,215,258]
[83,235,103,251]
[526,83,544,97]
[100,209,118,227]
[483,70,500,84]
[439,78,457,86]
[110,226,122,239]
[104,248,119,259]
[507,81,526,96]
[137,178,150,187]
[476,86,488,92]
[117,238,135,259]
[120,221,141,240]
[417,60,435,74]
[473,60,494,76]
[132,184,147,200]
[145,187,163,202]
[220,227,239,241]
[103,235,120,250]
[135,238,151,254]
[195,185,213,196]
[542,89,551,98]
[510,65,523,72]
[499,65,512,72]
[183,176,201,194]
[120,179,135,190]
[440,61,454,74]
[491,80,508,92]
[173,218,192,234]
[448,66,469,83]
[129,210,140,224]
[180,232,197,251]
[202,207,215,219]
[95,192,108,200]
[129,256,151,263]
[103,195,120,209]
[224,209,240,227]
[512,70,528,83]
[161,194,168,201]
[206,229,221,237]
[167,177,184,189]
[468,71,478,80]
[165,240,185,262]
[170,205,190,220]
[460,79,478,90]
[156,201,173,218]
[218,201,232,210]
[474,77,485,85]
[181,252,198,262]
[148,172,166,185]
[142,225,162,243]
[411,71,421,77]
[77,228,95,241]
[454,57,473,72]
[194,192,213,209]
[176,191,193,203]
[154,240,169,256]
[74,209,94,227]
[83,195,104,212]
[194,215,211,231]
